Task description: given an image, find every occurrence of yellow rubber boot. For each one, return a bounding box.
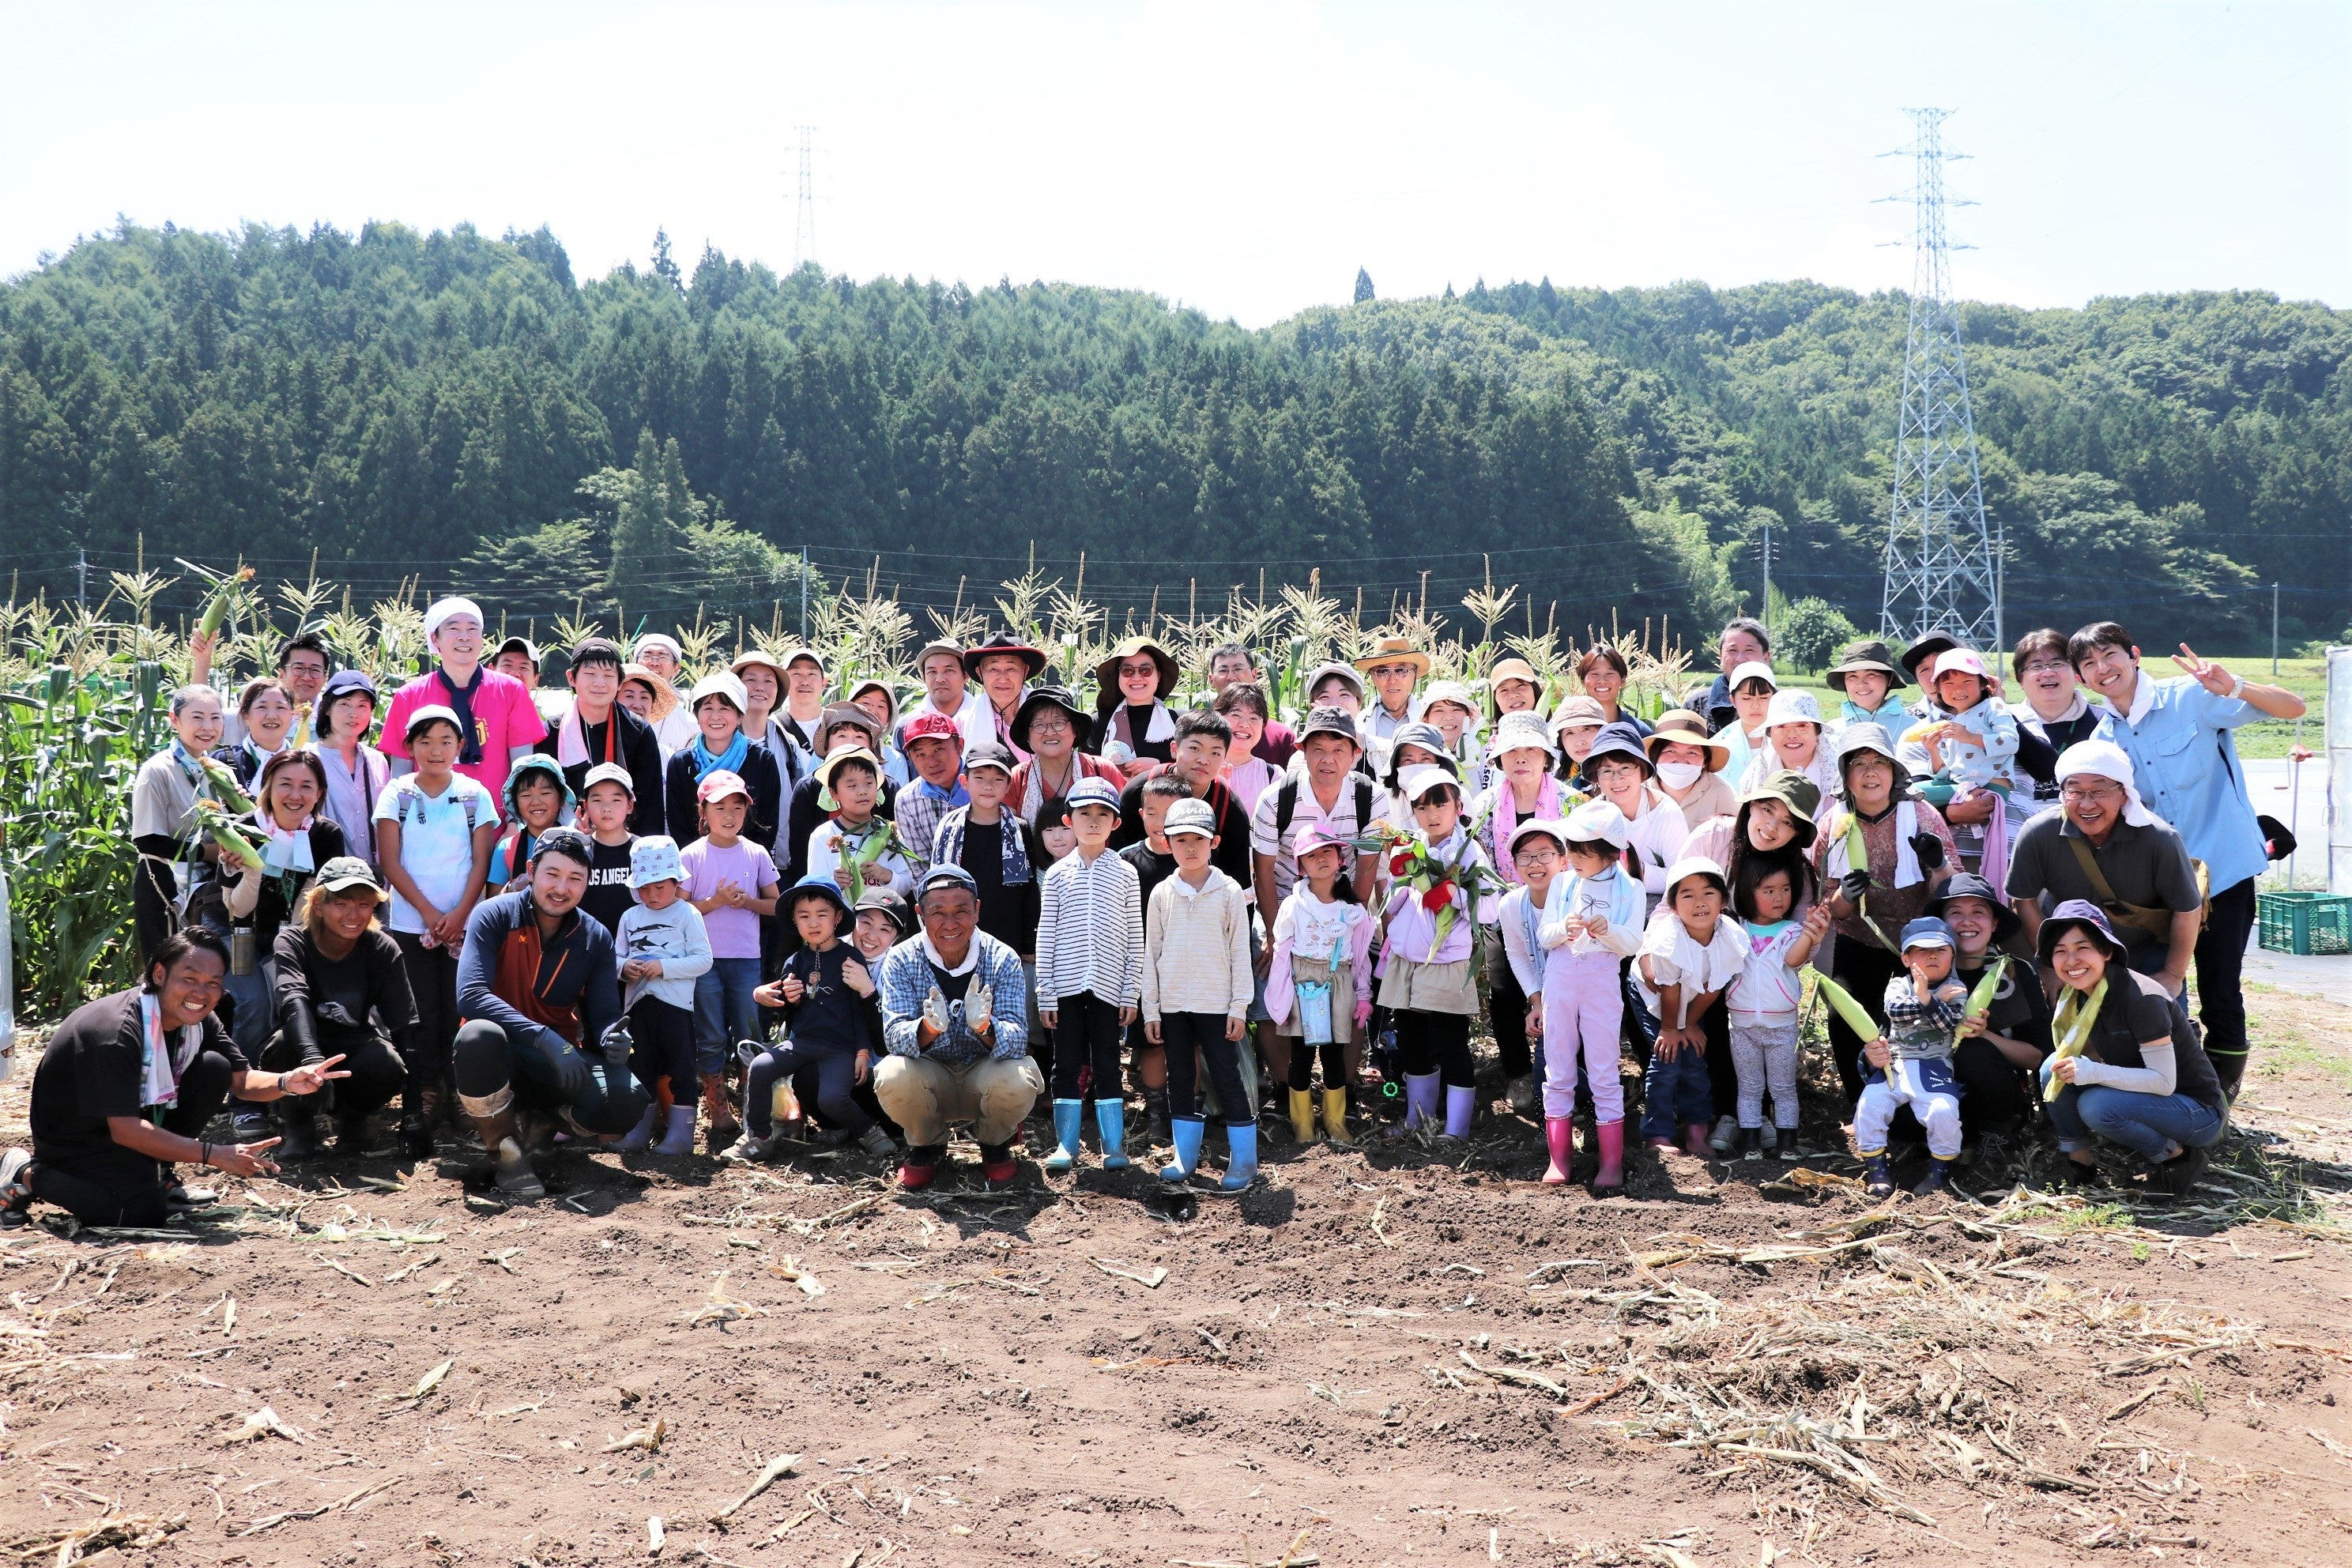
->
[1320,1088,1351,1142]
[1287,1088,1319,1144]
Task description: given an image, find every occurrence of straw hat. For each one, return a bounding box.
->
[1352,636,1431,679]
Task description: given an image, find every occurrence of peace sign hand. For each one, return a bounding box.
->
[2172,644,2236,697]
[279,1054,351,1096]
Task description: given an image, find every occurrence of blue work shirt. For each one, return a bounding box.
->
[2092,674,2265,894]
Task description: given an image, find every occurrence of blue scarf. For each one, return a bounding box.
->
[689,728,750,779]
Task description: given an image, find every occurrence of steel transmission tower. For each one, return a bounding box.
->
[1878,108,2000,649]
[791,125,818,270]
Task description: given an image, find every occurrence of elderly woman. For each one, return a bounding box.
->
[0,930,345,1229]
[1008,686,1124,825]
[131,683,233,967]
[267,857,420,1161]
[2038,900,2227,1197]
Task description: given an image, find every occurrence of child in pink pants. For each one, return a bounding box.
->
[1535,800,1645,1193]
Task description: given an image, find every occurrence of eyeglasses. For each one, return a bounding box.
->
[1118,662,1159,680]
[1513,847,1562,867]
[2020,658,2071,676]
[1027,714,1072,733]
[2060,782,2123,804]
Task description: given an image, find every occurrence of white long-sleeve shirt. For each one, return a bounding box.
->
[1036,847,1144,1007]
[1538,866,1646,959]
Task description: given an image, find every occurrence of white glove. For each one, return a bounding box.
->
[922,986,951,1037]
[969,982,995,1034]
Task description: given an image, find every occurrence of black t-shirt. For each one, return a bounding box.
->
[1121,842,1178,933]
[273,924,420,1042]
[1954,955,2051,1059]
[1111,773,1253,887]
[579,836,638,940]
[30,990,246,1163]
[2080,971,2224,1110]
[781,944,884,1057]
[539,708,666,837]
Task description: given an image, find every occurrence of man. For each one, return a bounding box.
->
[1206,641,1296,767]
[1353,636,1429,752]
[1694,617,1770,737]
[1112,710,1253,886]
[775,646,831,752]
[895,711,971,877]
[2072,622,2305,1095]
[893,639,994,756]
[2007,740,2203,992]
[873,865,1040,1191]
[381,597,544,802]
[538,636,665,836]
[964,634,1047,756]
[492,635,540,688]
[450,828,645,1200]
[1936,873,2051,1159]
[191,630,333,748]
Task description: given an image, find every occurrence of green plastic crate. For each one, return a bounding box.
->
[2256,891,2352,956]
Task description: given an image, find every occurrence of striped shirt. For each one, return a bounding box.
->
[1036,848,1144,1007]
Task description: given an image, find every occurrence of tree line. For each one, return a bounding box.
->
[2,220,2343,652]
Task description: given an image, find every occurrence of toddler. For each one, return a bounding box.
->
[1532,800,1645,1192]
[1265,820,1374,1145]
[1634,858,1747,1155]
[1724,862,1831,1159]
[1855,916,1969,1197]
[612,835,710,1154]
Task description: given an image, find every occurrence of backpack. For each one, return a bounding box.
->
[1274,773,1375,840]
[390,774,484,833]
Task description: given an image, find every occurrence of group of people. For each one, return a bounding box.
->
[0,595,2303,1226]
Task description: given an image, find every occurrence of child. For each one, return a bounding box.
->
[728,878,895,1163]
[1724,863,1834,1160]
[613,835,711,1154]
[682,768,780,1145]
[805,749,914,898]
[372,705,499,1136]
[1473,712,1566,1114]
[1533,801,1646,1191]
[1035,776,1144,1171]
[1036,794,1079,861]
[1906,649,2020,802]
[1376,767,1498,1140]
[1634,858,1747,1157]
[1141,798,1257,1190]
[1265,820,1374,1144]
[1118,773,1190,1140]
[1855,917,1969,1197]
[574,762,641,939]
[1714,662,1777,788]
[489,755,573,891]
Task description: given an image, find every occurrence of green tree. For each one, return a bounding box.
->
[1773,597,1860,673]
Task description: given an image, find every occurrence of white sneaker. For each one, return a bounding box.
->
[1709,1114,1737,1152]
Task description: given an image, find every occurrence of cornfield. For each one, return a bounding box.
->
[0,556,1692,1018]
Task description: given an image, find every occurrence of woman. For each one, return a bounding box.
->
[1486,656,1547,726]
[130,684,233,967]
[1091,636,1180,766]
[664,672,784,852]
[0,929,344,1230]
[2007,629,2090,819]
[1644,709,1737,828]
[1213,683,1279,820]
[1549,695,1605,790]
[2037,899,2226,1197]
[1740,691,1838,823]
[730,648,816,796]
[213,678,297,791]
[1576,646,1650,737]
[1008,685,1123,824]
[311,669,389,875]
[1694,771,1822,921]
[267,858,420,1161]
[194,748,349,1066]
[846,678,913,786]
[1814,722,1958,1106]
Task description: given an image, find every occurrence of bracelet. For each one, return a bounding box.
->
[198,1140,212,1169]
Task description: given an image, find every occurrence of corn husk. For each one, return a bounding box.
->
[2045,976,2107,1102]
[1955,956,2007,1047]
[194,802,266,872]
[192,564,254,639]
[1811,971,1882,1042]
[197,756,257,814]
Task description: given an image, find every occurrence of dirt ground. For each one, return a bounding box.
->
[4,985,2350,1568]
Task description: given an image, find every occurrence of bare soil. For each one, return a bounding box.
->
[4,986,2350,1568]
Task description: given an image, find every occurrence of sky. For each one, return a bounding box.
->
[5,1,2347,326]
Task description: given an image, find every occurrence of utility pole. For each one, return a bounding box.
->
[791,126,818,271]
[2272,582,2280,676]
[74,548,88,611]
[1876,108,1999,649]
[799,545,810,642]
[1995,518,2005,653]
[1760,519,1772,635]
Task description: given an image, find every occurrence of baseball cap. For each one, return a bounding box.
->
[531,826,594,870]
[695,768,751,805]
[917,862,979,899]
[1931,648,1990,683]
[902,710,963,747]
[963,739,1015,776]
[1562,798,1630,850]
[312,856,383,897]
[1398,763,1456,804]
[1728,660,1777,693]
[581,760,635,796]
[856,887,913,934]
[1297,705,1361,747]
[1066,776,1121,812]
[495,635,541,664]
[1899,916,1956,952]
[1163,797,1217,838]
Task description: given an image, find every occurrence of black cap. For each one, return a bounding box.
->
[1297,704,1361,747]
[1933,871,2020,942]
[964,739,1016,775]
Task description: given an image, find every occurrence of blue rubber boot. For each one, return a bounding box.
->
[1162,1116,1205,1183]
[1095,1097,1129,1170]
[1219,1122,1259,1193]
[1044,1099,1084,1173]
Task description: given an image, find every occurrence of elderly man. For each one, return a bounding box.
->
[873,865,1041,1191]
[1352,636,1429,754]
[1693,617,1770,737]
[2007,741,2203,995]
[451,828,645,1200]
[2071,624,2304,1095]
[381,597,545,800]
[898,639,996,756]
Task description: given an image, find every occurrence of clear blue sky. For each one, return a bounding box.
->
[6,1,2346,325]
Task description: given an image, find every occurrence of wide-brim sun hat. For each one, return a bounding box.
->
[1353,636,1432,678]
[964,634,1048,682]
[1489,711,1557,762]
[1092,637,1180,708]
[1763,688,1822,732]
[1826,638,1910,692]
[1011,684,1090,752]
[814,748,883,795]
[1644,712,1732,772]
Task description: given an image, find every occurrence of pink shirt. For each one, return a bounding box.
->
[680,836,779,959]
[381,667,543,804]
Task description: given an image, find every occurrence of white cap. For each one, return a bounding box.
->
[424,597,483,639]
[687,670,749,714]
[1563,797,1630,850]
[1660,855,1728,900]
[1763,689,1822,730]
[1728,660,1777,692]
[1397,763,1457,805]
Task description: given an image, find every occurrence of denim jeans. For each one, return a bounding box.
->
[1639,1042,1714,1140]
[693,958,764,1076]
[2046,1083,2225,1163]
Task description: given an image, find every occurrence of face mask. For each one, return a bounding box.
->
[1656,761,1705,791]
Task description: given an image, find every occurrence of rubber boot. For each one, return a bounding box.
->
[1683,1121,1711,1159]
[334,1106,371,1159]
[462,1098,545,1202]
[1287,1089,1319,1144]
[1044,1099,1085,1172]
[1393,1071,1442,1136]
[1591,1120,1626,1195]
[1913,1155,1958,1197]
[1141,1087,1171,1147]
[615,1102,658,1152]
[701,1072,741,1144]
[1542,1116,1574,1185]
[652,1105,697,1155]
[1862,1152,1894,1198]
[275,1104,318,1163]
[1219,1122,1259,1192]
[1095,1098,1129,1170]
[1162,1116,1205,1183]
[1321,1088,1350,1143]
[1442,1085,1475,1142]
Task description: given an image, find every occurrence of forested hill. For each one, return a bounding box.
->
[2,220,2344,650]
